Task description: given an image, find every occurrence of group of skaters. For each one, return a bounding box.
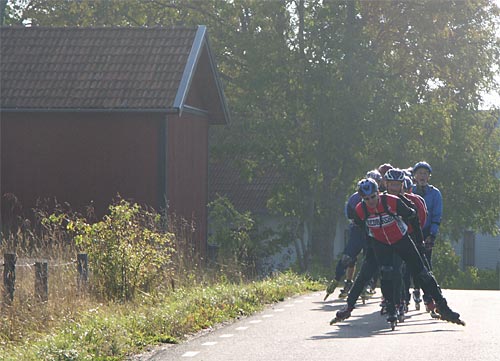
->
[325,161,465,329]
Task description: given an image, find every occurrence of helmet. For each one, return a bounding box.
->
[384,168,405,182]
[365,169,382,182]
[403,167,413,177]
[357,178,378,196]
[403,176,413,190]
[377,163,393,176]
[413,161,432,174]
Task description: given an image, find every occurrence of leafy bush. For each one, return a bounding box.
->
[452,266,499,290]
[45,200,175,301]
[208,196,256,272]
[432,239,499,289]
[431,239,461,288]
[208,196,288,277]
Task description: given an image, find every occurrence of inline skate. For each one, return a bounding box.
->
[323,280,338,301]
[434,299,466,326]
[386,309,398,331]
[338,280,352,299]
[330,305,354,325]
[412,289,422,310]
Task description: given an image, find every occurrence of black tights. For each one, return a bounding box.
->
[370,235,443,312]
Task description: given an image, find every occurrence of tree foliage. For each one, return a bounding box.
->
[8,0,500,269]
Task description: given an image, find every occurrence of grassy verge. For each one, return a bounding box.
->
[0,272,322,361]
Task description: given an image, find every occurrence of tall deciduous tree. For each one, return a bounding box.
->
[11,0,500,269]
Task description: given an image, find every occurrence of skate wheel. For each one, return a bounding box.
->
[449,318,466,326]
[430,311,440,319]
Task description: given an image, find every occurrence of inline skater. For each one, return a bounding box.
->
[402,175,429,310]
[377,163,393,192]
[324,170,383,300]
[412,161,442,312]
[382,168,413,321]
[330,178,464,329]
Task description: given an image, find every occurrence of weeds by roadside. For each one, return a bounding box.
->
[0,272,321,361]
[0,199,322,360]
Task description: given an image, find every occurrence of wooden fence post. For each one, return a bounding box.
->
[77,253,88,292]
[3,253,16,305]
[34,261,48,302]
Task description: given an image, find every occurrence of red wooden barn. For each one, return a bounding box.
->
[0,26,230,254]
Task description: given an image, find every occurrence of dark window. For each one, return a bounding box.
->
[463,231,475,268]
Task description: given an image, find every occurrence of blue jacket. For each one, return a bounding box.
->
[412,184,442,238]
[345,192,361,221]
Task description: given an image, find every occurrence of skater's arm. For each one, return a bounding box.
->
[397,199,423,244]
[352,210,365,227]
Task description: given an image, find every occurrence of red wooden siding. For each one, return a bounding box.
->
[167,114,208,255]
[1,112,161,219]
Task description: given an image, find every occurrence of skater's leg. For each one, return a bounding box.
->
[346,246,379,307]
[392,254,404,306]
[421,247,434,305]
[402,261,412,305]
[393,236,442,302]
[394,235,461,321]
[346,264,356,281]
[336,225,365,280]
[370,240,398,313]
[327,225,366,300]
[338,265,355,298]
[331,246,379,325]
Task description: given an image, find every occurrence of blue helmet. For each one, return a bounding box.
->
[384,168,405,182]
[403,176,414,190]
[365,169,382,182]
[413,161,432,174]
[357,178,378,196]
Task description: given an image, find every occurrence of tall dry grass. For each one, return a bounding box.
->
[0,198,205,347]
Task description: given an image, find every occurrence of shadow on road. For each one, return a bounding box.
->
[310,310,462,339]
[309,295,463,339]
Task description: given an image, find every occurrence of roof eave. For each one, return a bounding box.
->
[173,25,230,125]
[0,107,180,113]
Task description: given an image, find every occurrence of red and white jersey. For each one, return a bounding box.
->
[355,193,413,245]
[405,192,427,232]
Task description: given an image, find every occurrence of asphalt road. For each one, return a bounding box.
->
[131,289,500,361]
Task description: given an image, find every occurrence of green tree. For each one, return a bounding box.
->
[13,0,500,270]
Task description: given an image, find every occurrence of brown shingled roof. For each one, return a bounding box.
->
[0,26,228,119]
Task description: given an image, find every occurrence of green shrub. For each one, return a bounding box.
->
[452,266,499,290]
[208,196,258,274]
[45,200,175,301]
[431,239,461,288]
[208,196,288,277]
[432,239,499,290]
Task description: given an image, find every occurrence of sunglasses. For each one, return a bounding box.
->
[362,194,378,201]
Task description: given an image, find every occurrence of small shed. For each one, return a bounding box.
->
[0,26,230,254]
